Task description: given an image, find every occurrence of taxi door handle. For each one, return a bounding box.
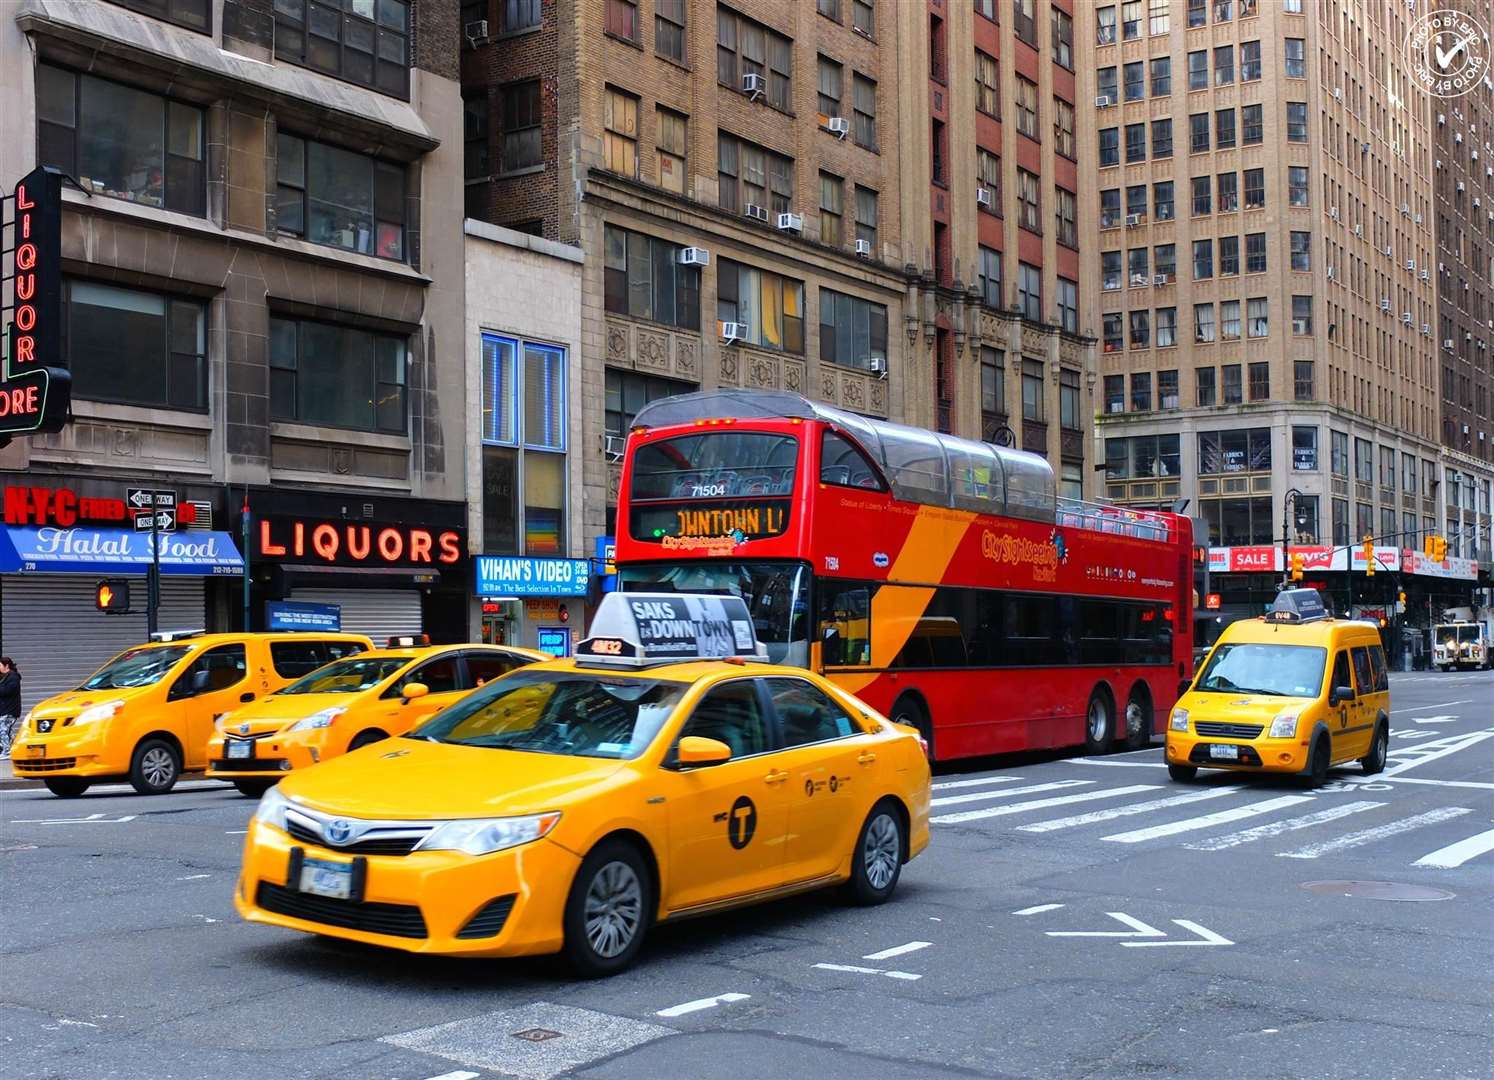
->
[239,692,256,703]
[764,770,789,785]
[857,752,877,766]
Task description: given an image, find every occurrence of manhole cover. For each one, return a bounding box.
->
[511,1028,563,1043]
[1300,880,1455,902]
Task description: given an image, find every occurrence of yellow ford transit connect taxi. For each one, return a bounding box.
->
[1166,589,1390,787]
[13,631,371,797]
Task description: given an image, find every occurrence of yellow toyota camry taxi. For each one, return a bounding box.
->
[1167,589,1391,787]
[235,593,932,976]
[13,631,371,797]
[206,641,547,796]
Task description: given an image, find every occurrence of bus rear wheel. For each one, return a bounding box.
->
[890,696,933,763]
[1083,689,1114,755]
[1124,690,1153,751]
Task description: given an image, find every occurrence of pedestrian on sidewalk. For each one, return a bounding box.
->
[0,657,21,758]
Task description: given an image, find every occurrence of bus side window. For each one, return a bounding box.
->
[821,430,884,491]
[819,582,872,666]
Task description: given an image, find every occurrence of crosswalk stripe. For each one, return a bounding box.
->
[1412,826,1494,869]
[1016,786,1241,833]
[932,774,1020,791]
[1278,806,1474,859]
[1102,794,1315,844]
[932,784,1158,825]
[931,779,1091,808]
[1184,801,1386,851]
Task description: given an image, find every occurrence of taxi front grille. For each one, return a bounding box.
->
[1193,722,1264,740]
[14,757,78,772]
[256,881,427,938]
[456,894,517,939]
[284,817,426,856]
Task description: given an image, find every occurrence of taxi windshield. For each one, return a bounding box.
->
[81,645,194,690]
[1194,643,1327,698]
[409,671,688,759]
[274,656,411,695]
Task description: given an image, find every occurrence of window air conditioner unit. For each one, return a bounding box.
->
[976,187,993,207]
[1415,212,1423,223]
[1326,266,1335,279]
[1380,298,1391,311]
[1444,338,1455,348]
[678,246,710,266]
[1153,273,1171,285]
[719,320,749,343]
[1455,132,1464,144]
[1401,203,1410,215]
[742,72,766,99]
[1439,112,1446,125]
[744,203,770,222]
[855,239,873,257]
[1457,180,1466,192]
[1406,258,1416,271]
[1383,245,1392,256]
[603,434,627,462]
[776,211,804,232]
[1354,223,1363,235]
[1334,87,1342,99]
[869,356,888,377]
[1421,269,1431,281]
[464,19,488,42]
[1422,323,1431,334]
[827,117,850,138]
[1436,158,1443,169]
[1095,95,1114,107]
[1330,206,1339,219]
[1403,312,1413,325]
[1125,213,1142,226]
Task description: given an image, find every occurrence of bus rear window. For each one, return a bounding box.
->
[630,432,799,501]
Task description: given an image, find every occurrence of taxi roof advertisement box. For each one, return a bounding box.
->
[578,593,763,663]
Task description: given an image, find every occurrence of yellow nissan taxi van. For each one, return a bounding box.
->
[13,631,371,797]
[1166,589,1390,787]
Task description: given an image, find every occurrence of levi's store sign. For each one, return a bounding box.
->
[1,167,69,438]
[257,516,462,567]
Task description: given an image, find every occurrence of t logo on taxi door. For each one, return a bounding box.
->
[726,795,756,849]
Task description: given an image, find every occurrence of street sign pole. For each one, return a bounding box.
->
[148,494,160,637]
[242,490,251,632]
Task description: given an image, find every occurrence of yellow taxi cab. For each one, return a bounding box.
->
[13,631,372,798]
[205,640,548,797]
[1166,589,1391,787]
[235,592,931,976]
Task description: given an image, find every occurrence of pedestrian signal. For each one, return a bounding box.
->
[1362,535,1375,575]
[95,579,131,613]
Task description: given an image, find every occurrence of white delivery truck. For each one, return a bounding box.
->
[1431,610,1494,671]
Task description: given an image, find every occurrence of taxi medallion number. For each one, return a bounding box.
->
[300,857,353,900]
[226,741,253,759]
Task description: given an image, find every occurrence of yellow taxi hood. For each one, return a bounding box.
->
[278,738,631,819]
[229,692,360,730]
[1184,691,1316,724]
[30,683,154,717]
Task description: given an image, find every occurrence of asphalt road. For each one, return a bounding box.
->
[2,671,1490,1080]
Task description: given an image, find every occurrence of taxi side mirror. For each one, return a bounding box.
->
[676,736,732,767]
[1329,685,1355,706]
[400,682,429,704]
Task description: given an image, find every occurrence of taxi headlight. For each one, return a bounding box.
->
[1169,707,1189,732]
[74,700,125,726]
[287,707,345,732]
[214,711,235,733]
[416,812,561,856]
[20,709,33,734]
[1269,711,1300,739]
[254,786,291,830]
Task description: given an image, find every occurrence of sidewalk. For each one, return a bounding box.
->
[0,756,40,790]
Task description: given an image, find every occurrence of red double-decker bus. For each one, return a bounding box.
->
[613,390,1194,762]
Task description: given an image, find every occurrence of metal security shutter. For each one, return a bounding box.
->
[0,576,205,708]
[289,588,422,642]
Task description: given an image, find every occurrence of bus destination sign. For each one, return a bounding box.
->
[630,499,790,548]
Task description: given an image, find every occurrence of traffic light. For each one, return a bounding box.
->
[1432,535,1447,562]
[1362,534,1375,576]
[95,579,130,614]
[1290,552,1305,581]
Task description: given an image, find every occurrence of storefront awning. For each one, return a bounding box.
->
[0,526,244,575]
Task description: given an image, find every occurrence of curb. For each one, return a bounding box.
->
[0,770,209,792]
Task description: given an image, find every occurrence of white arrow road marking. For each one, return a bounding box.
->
[1410,715,1459,725]
[1018,786,1240,833]
[1382,728,1494,778]
[933,784,1157,825]
[1046,912,1166,938]
[1012,903,1066,916]
[1413,826,1494,869]
[12,813,137,824]
[813,963,921,981]
[1103,795,1315,843]
[1185,801,1387,851]
[863,941,932,961]
[420,1072,481,1080]
[931,779,1092,807]
[1121,920,1233,948]
[1278,806,1474,859]
[655,993,750,1018]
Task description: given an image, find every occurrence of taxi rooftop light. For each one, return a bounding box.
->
[149,628,206,642]
[387,634,431,647]
[575,592,767,668]
[1265,588,1330,625]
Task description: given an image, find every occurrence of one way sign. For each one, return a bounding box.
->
[133,508,177,532]
[126,488,176,510]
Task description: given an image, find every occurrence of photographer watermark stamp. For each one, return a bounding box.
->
[1406,6,1490,99]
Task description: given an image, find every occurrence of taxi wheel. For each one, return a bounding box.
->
[564,839,653,978]
[348,730,388,751]
[129,739,180,796]
[1167,764,1197,783]
[1303,736,1330,788]
[1360,724,1388,776]
[233,779,275,798]
[846,800,905,906]
[44,778,90,798]
[1083,689,1114,755]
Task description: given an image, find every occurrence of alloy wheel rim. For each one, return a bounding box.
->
[1125,701,1144,737]
[863,813,900,890]
[1089,701,1108,742]
[1373,730,1387,768]
[583,861,642,959]
[142,748,174,788]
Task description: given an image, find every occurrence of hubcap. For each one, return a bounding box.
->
[1126,701,1145,737]
[583,861,642,959]
[1088,700,1108,743]
[1373,730,1387,767]
[142,747,174,788]
[863,813,900,891]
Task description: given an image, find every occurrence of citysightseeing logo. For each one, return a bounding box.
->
[1406,6,1490,99]
[980,529,1060,583]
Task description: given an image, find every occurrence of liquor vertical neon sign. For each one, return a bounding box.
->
[1,166,70,440]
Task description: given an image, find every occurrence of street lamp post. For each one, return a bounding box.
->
[1280,487,1303,591]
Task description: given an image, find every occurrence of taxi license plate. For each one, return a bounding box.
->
[1209,744,1240,761]
[299,857,352,900]
[226,740,253,760]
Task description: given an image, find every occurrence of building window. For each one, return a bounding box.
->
[1222,363,1242,403]
[1106,434,1181,480]
[1292,426,1317,471]
[498,0,542,31]
[605,0,638,40]
[1243,167,1265,209]
[1220,236,1240,276]
[1287,166,1309,207]
[1150,56,1172,97]
[38,65,205,217]
[1216,108,1236,149]
[1191,176,1211,216]
[1187,0,1205,25]
[656,107,687,194]
[1188,50,1207,91]
[1402,452,1417,494]
[1015,77,1039,140]
[1099,66,1119,102]
[980,247,1003,307]
[1097,5,1117,43]
[820,290,889,371]
[853,74,879,149]
[606,370,694,440]
[1126,184,1147,220]
[1099,127,1119,167]
[1105,374,1124,413]
[1155,181,1174,221]
[1059,367,1081,429]
[1217,172,1238,213]
[1125,61,1145,102]
[1294,359,1314,400]
[975,51,1000,118]
[1125,122,1147,163]
[109,0,210,32]
[1286,101,1308,142]
[656,0,686,62]
[1284,37,1305,77]
[1103,314,1124,353]
[1214,44,1234,85]
[1215,0,1231,19]
[1198,428,1271,475]
[717,132,794,215]
[1195,303,1215,343]
[817,55,843,120]
[1021,358,1044,422]
[1057,278,1078,333]
[493,80,543,174]
[1018,263,1042,321]
[1220,299,1240,340]
[1292,295,1312,335]
[1014,0,1036,44]
[1129,246,1149,285]
[273,0,409,98]
[1247,361,1269,400]
[603,87,639,176]
[62,280,205,411]
[1130,370,1152,409]
[1150,117,1172,159]
[1129,311,1151,349]
[1018,169,1041,232]
[1240,39,1261,80]
[1052,7,1073,66]
[1102,250,1121,291]
[853,0,874,36]
[1247,296,1269,338]
[1245,232,1266,273]
[1190,112,1209,153]
[717,7,793,111]
[1332,498,1349,546]
[270,316,406,434]
[464,93,490,180]
[276,133,405,260]
[1101,188,1121,227]
[855,185,878,248]
[1380,446,1396,490]
[1242,103,1263,144]
[718,258,805,353]
[481,334,568,555]
[982,348,1007,422]
[1156,307,1176,348]
[603,225,702,331]
[1121,0,1141,38]
[932,119,948,183]
[1049,99,1078,161]
[1193,239,1213,279]
[1159,368,1179,409]
[1330,430,1349,476]
[820,172,843,246]
[1196,366,1216,405]
[1149,0,1170,34]
[1290,231,1311,271]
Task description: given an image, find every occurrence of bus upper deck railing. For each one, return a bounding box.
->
[1056,498,1175,543]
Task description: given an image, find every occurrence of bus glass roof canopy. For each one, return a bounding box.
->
[576,592,768,667]
[630,389,1056,523]
[1266,588,1329,624]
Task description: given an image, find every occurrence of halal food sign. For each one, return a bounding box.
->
[1,167,69,439]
